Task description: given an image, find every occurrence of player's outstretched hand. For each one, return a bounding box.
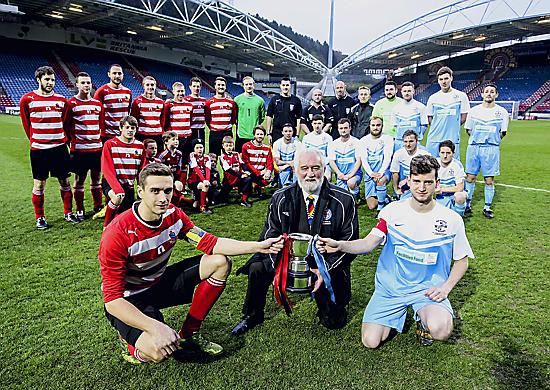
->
[316,237,340,254]
[258,235,284,254]
[424,285,451,302]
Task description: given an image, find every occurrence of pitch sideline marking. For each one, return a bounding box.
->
[476,181,550,193]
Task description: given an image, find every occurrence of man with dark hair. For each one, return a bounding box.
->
[393,81,428,151]
[426,66,470,158]
[300,88,333,135]
[272,123,302,187]
[302,114,333,180]
[64,71,104,220]
[232,149,359,335]
[372,80,403,137]
[99,162,283,364]
[185,77,207,141]
[328,118,362,196]
[463,83,509,219]
[101,115,146,227]
[348,85,373,139]
[436,140,467,216]
[317,154,473,348]
[358,116,394,213]
[390,130,430,200]
[94,64,132,142]
[266,77,302,143]
[328,80,356,139]
[205,76,237,156]
[20,65,79,229]
[241,126,274,195]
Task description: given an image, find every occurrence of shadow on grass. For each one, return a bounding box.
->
[448,265,479,343]
[491,337,550,390]
[172,335,246,364]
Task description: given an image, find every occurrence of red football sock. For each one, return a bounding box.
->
[91,184,103,210]
[60,186,73,214]
[172,188,182,207]
[180,277,226,338]
[127,344,148,363]
[32,189,45,219]
[241,194,248,202]
[199,191,207,209]
[104,201,120,227]
[74,184,85,212]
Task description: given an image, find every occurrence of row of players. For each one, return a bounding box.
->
[19,64,508,229]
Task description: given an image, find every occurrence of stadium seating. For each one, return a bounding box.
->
[490,66,550,107]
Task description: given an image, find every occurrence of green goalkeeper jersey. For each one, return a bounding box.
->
[372,97,403,137]
[234,93,266,139]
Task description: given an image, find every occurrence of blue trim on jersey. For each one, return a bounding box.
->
[387,224,456,247]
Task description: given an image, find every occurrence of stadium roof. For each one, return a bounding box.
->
[333,0,550,74]
[7,0,328,79]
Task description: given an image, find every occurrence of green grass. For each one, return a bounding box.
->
[0,115,549,389]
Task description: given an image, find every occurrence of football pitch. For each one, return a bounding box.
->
[0,114,549,390]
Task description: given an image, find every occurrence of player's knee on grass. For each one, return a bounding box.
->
[425,315,453,341]
[454,192,467,204]
[484,176,494,185]
[361,329,383,349]
[366,197,378,210]
[348,178,358,190]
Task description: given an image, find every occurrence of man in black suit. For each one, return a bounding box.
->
[232,149,359,334]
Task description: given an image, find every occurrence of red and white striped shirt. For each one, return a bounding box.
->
[242,141,274,176]
[64,96,103,152]
[184,95,206,133]
[205,96,237,132]
[162,100,194,137]
[94,84,132,138]
[99,204,218,303]
[101,137,146,194]
[20,91,68,150]
[220,151,244,186]
[188,152,212,184]
[131,95,165,137]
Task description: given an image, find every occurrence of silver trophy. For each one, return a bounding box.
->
[287,233,313,293]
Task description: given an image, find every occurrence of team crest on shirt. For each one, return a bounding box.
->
[495,110,503,118]
[453,94,459,101]
[449,168,455,176]
[322,209,332,225]
[168,230,177,244]
[289,104,294,111]
[433,219,448,235]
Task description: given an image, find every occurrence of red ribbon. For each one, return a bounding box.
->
[273,233,292,315]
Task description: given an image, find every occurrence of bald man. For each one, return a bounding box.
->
[301,88,334,136]
[328,81,356,140]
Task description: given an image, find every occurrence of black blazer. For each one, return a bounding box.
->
[238,179,359,274]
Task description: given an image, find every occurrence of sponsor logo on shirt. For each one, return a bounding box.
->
[395,246,438,265]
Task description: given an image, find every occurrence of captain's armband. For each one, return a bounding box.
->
[185,226,208,247]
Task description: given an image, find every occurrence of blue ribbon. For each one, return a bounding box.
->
[307,235,336,304]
